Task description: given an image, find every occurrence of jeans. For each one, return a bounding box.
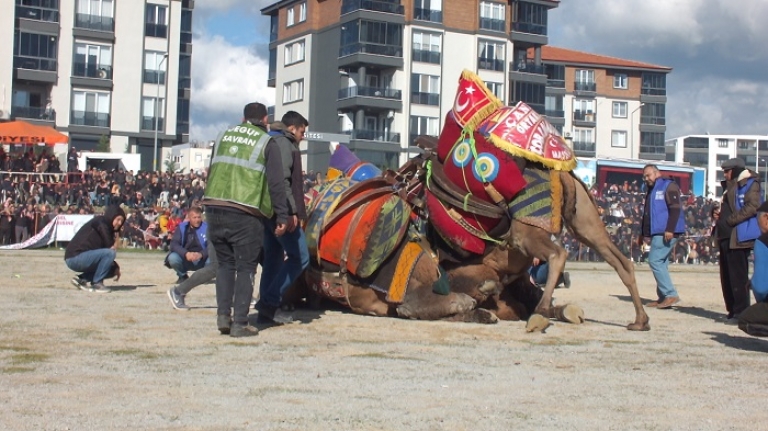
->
[175,241,218,296]
[206,207,264,326]
[649,235,679,299]
[166,251,208,278]
[259,219,310,307]
[65,248,117,284]
[529,262,549,286]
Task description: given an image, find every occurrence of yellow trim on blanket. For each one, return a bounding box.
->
[486,134,577,171]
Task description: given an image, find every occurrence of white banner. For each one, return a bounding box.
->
[0,215,94,250]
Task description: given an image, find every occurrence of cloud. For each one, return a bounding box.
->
[550,0,768,138]
[189,33,274,141]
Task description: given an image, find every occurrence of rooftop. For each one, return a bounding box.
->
[533,46,672,72]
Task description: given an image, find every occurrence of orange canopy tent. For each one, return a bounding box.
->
[0,120,69,146]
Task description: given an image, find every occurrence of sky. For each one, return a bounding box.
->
[189,0,768,142]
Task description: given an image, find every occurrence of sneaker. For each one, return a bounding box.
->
[90,282,112,293]
[71,276,90,291]
[255,303,292,325]
[562,272,571,289]
[250,297,258,309]
[217,315,232,335]
[656,296,680,309]
[230,324,259,338]
[167,287,188,310]
[175,274,189,285]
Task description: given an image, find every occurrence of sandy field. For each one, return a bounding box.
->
[1,249,767,431]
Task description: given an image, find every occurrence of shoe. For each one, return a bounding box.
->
[175,274,189,284]
[90,282,112,293]
[255,303,292,325]
[167,287,188,310]
[71,276,90,291]
[725,317,740,325]
[562,272,571,289]
[656,296,680,309]
[230,324,259,337]
[217,315,232,335]
[646,299,663,308]
[250,298,257,309]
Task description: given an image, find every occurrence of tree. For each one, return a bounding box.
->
[164,159,178,173]
[96,134,111,152]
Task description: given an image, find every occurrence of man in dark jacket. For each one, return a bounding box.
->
[65,205,125,293]
[257,111,310,324]
[638,164,685,309]
[713,157,763,322]
[165,206,217,310]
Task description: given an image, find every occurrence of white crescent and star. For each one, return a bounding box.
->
[454,85,477,113]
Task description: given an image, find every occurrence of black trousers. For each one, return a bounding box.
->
[719,239,751,317]
[739,302,768,337]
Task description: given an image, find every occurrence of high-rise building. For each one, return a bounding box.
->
[0,0,193,171]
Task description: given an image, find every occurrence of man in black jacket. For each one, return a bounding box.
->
[65,205,125,293]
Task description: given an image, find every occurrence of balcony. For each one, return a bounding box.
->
[143,69,167,84]
[12,105,56,123]
[338,86,402,111]
[145,23,168,38]
[14,55,57,72]
[479,17,505,32]
[16,5,59,23]
[640,115,666,126]
[511,21,547,35]
[573,81,596,94]
[141,116,165,131]
[572,140,595,155]
[641,87,666,96]
[338,43,403,68]
[340,43,402,58]
[413,7,442,23]
[412,49,440,64]
[411,92,439,106]
[75,13,114,32]
[344,129,401,143]
[512,60,545,74]
[573,110,596,126]
[73,62,112,80]
[338,86,401,100]
[71,110,110,128]
[478,58,504,72]
[341,0,404,15]
[544,109,564,119]
[547,78,565,88]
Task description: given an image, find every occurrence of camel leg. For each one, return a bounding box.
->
[565,174,650,331]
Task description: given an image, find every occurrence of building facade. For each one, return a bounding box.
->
[262,0,559,172]
[0,0,193,171]
[537,46,671,161]
[666,134,768,198]
[171,141,212,173]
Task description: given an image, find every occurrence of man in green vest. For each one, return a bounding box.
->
[203,102,288,337]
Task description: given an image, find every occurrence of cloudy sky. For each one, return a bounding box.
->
[189,0,768,142]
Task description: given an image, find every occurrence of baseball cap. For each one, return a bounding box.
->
[721,158,745,171]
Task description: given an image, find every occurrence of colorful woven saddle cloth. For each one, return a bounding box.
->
[507,167,564,234]
[305,177,412,279]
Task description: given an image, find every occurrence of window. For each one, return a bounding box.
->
[409,116,440,142]
[195,154,202,162]
[544,95,563,117]
[145,4,167,38]
[612,101,627,118]
[573,128,595,152]
[574,69,595,92]
[411,74,440,106]
[284,40,305,65]
[13,32,58,71]
[143,51,167,84]
[414,0,442,22]
[299,2,306,22]
[611,130,627,148]
[75,0,113,31]
[412,31,441,64]
[479,1,505,31]
[287,7,294,26]
[339,20,403,57]
[478,40,504,71]
[640,103,666,125]
[613,73,628,89]
[642,72,666,95]
[16,0,60,23]
[717,139,729,148]
[573,99,595,116]
[71,90,111,127]
[512,1,547,35]
[141,96,165,131]
[283,79,304,104]
[485,82,504,100]
[511,82,545,113]
[640,131,666,154]
[73,43,112,79]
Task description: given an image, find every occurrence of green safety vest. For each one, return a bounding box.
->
[203,122,274,217]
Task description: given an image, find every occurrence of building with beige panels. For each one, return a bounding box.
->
[0,0,193,171]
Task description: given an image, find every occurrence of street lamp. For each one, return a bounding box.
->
[629,102,645,160]
[153,53,168,172]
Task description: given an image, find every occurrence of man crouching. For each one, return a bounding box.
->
[65,205,125,293]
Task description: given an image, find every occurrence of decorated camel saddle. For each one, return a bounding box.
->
[426,70,576,255]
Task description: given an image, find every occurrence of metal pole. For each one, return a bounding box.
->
[630,103,645,160]
[153,54,168,172]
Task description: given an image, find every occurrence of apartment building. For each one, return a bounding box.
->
[665,134,768,197]
[0,0,193,171]
[536,46,672,161]
[171,140,213,173]
[262,0,559,172]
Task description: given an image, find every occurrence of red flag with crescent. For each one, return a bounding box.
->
[451,70,503,130]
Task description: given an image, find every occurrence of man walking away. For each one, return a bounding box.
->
[638,165,685,309]
[203,102,289,338]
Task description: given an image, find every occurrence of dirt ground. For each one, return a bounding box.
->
[1,249,767,431]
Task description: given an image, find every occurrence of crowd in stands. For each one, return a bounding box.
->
[561,180,720,264]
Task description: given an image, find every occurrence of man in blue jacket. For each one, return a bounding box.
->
[638,164,685,309]
[165,206,214,309]
[738,201,768,336]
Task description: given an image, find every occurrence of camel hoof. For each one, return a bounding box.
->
[477,280,501,296]
[472,308,498,324]
[526,314,551,333]
[558,304,585,324]
[626,322,651,331]
[453,295,477,314]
